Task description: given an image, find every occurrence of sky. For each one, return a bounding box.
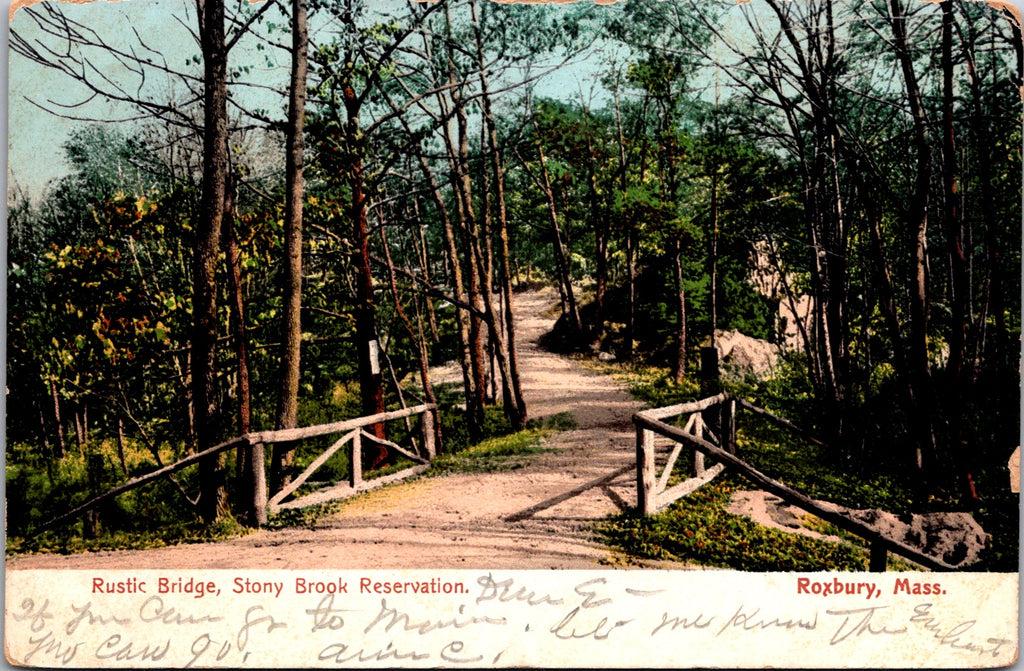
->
[5,0,1024,203]
[4,0,619,203]
[7,0,284,200]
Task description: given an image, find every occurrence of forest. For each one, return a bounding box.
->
[6,0,1021,565]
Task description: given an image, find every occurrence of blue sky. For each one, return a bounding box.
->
[8,0,1024,203]
[5,0,616,202]
[7,0,282,200]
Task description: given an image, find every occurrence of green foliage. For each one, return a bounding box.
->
[597,475,872,571]
[736,417,915,513]
[9,518,251,556]
[429,430,551,475]
[614,364,702,408]
[264,500,346,531]
[438,404,514,455]
[527,411,578,432]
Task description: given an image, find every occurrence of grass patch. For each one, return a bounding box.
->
[597,473,886,571]
[429,430,550,474]
[266,501,347,530]
[8,517,252,556]
[527,411,577,431]
[429,411,573,474]
[736,419,915,513]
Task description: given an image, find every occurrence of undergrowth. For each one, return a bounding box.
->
[8,517,252,556]
[593,362,1016,572]
[597,474,877,571]
[429,429,550,474]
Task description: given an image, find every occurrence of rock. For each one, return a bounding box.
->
[710,329,780,379]
[763,494,804,529]
[731,490,989,567]
[816,501,989,567]
[597,351,616,362]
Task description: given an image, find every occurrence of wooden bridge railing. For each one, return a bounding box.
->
[252,403,437,522]
[634,394,957,572]
[37,403,438,533]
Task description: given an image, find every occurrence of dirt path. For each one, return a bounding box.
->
[9,288,683,570]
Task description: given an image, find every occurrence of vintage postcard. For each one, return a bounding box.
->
[4,0,1021,666]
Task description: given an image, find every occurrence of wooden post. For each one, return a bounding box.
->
[247,441,267,527]
[700,346,721,438]
[723,400,737,454]
[636,424,656,515]
[350,431,363,489]
[421,408,436,460]
[84,453,104,539]
[692,413,706,476]
[869,542,888,572]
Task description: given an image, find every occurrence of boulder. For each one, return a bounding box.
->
[730,490,989,567]
[712,329,780,379]
[815,501,989,567]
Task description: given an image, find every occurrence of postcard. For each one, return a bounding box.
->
[4,0,1021,666]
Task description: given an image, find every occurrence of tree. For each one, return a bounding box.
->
[192,0,231,522]
[269,0,309,495]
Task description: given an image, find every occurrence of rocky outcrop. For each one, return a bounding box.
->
[817,501,990,567]
[712,329,780,379]
[729,490,989,567]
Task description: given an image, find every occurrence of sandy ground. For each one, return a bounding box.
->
[8,288,689,571]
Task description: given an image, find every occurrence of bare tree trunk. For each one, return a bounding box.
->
[441,13,486,440]
[622,227,636,360]
[534,133,582,338]
[672,240,687,382]
[36,397,52,461]
[709,168,719,346]
[586,142,608,348]
[593,207,608,347]
[941,0,975,501]
[381,223,439,416]
[348,126,387,448]
[411,198,439,340]
[396,71,474,416]
[612,82,635,361]
[223,173,253,495]
[116,418,128,476]
[453,105,488,440]
[891,0,940,488]
[472,0,526,429]
[271,0,308,492]
[74,405,86,454]
[194,0,230,524]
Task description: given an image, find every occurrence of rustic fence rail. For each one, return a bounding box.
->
[634,394,957,572]
[257,403,437,520]
[36,403,438,533]
[35,436,253,533]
